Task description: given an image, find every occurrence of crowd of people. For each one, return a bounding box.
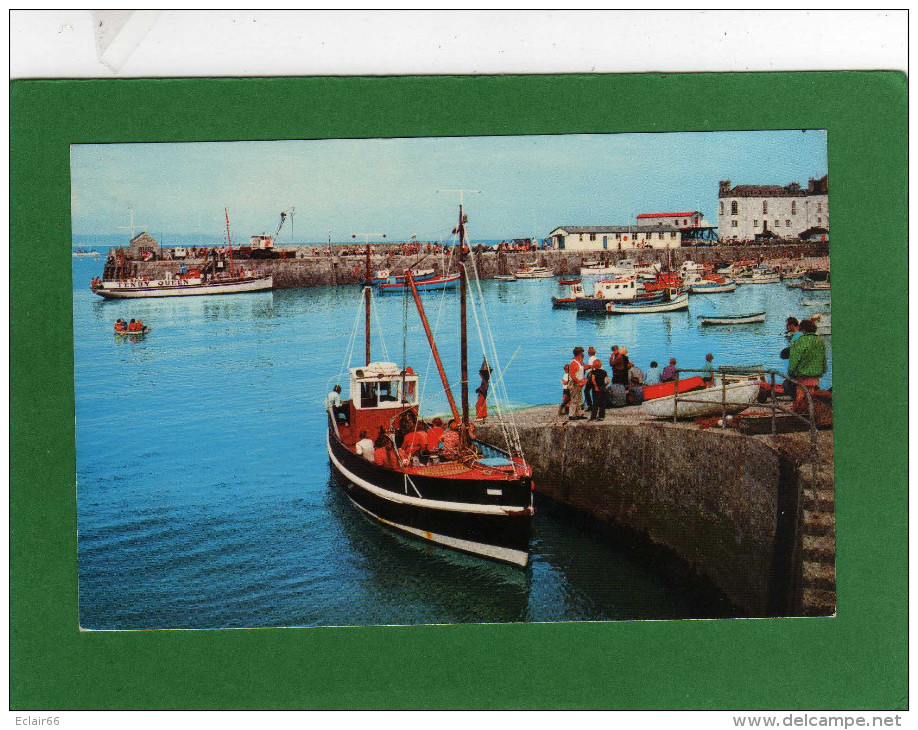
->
[351,414,476,469]
[560,345,717,421]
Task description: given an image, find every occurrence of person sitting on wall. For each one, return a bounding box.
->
[644,361,661,386]
[660,358,678,383]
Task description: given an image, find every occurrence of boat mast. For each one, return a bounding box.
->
[224,208,236,277]
[365,241,371,366]
[406,271,461,423]
[458,205,470,442]
[353,233,385,366]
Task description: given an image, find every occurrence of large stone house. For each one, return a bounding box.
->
[718,176,829,242]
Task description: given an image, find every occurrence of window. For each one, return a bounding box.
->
[817,217,821,224]
[360,382,378,409]
[791,201,797,215]
[817,202,823,212]
[774,220,779,228]
[731,221,738,228]
[730,200,738,215]
[786,220,791,227]
[763,201,768,214]
[589,233,596,241]
[579,233,584,241]
[720,201,724,215]
[753,219,758,227]
[602,236,607,250]
[671,232,677,239]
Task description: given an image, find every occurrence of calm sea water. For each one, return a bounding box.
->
[73,253,831,629]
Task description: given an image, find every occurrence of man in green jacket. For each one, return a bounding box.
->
[788,319,827,411]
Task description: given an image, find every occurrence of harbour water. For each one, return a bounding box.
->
[73,254,831,629]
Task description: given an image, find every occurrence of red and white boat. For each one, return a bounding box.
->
[326,205,534,567]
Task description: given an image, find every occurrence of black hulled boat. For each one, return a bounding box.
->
[326,208,534,567]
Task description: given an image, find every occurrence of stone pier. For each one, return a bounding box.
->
[477,405,834,618]
[121,243,830,290]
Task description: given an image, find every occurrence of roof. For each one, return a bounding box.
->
[636,211,702,219]
[551,225,680,235]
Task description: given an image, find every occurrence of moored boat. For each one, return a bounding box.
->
[802,270,831,291]
[495,274,517,282]
[73,247,101,257]
[393,268,436,283]
[92,210,273,299]
[378,273,461,294]
[327,205,534,567]
[641,376,707,401]
[689,280,737,294]
[606,291,689,314]
[515,265,554,279]
[642,380,762,419]
[574,277,657,311]
[698,311,766,325]
[551,281,582,309]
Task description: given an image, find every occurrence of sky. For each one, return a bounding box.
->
[70,130,828,243]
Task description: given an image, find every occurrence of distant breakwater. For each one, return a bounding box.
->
[123,243,830,290]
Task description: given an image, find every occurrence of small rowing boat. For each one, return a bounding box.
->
[642,380,762,419]
[698,311,765,325]
[558,278,581,285]
[606,292,689,314]
[115,326,152,337]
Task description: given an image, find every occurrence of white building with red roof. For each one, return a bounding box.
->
[636,211,704,229]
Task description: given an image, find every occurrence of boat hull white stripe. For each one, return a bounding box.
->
[342,492,529,567]
[327,433,529,516]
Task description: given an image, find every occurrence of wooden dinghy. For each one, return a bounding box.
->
[698,311,766,325]
[642,380,762,419]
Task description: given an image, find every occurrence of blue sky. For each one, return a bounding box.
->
[70,130,828,243]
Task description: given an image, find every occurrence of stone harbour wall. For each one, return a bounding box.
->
[125,243,830,290]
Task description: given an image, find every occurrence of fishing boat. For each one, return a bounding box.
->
[606,291,689,314]
[574,277,658,311]
[326,206,534,567]
[642,271,684,294]
[698,311,766,325]
[515,265,554,279]
[802,270,831,291]
[642,380,762,419]
[551,281,582,309]
[92,211,273,299]
[378,273,461,294]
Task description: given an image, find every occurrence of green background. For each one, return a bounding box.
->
[10,73,908,710]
